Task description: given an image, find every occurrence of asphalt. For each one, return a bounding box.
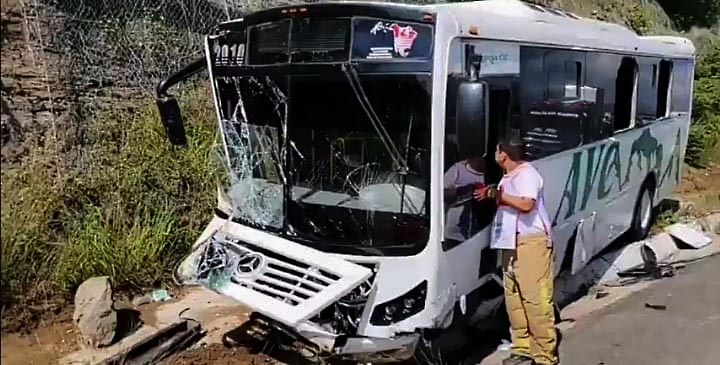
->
[558,254,720,365]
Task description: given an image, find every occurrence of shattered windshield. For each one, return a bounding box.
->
[214,72,431,255]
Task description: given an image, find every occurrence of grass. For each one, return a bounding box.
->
[1,0,718,326]
[1,85,221,314]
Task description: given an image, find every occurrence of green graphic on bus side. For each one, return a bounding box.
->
[552,127,682,226]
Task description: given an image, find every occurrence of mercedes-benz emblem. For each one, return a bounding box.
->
[234,252,265,276]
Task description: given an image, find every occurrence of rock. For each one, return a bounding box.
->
[132,294,152,307]
[72,276,117,348]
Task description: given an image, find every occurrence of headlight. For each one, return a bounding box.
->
[370,280,427,326]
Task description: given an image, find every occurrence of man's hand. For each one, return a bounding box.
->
[473,186,488,201]
[474,185,500,202]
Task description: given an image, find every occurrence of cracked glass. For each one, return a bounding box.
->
[212,70,431,256]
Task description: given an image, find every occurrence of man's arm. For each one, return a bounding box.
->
[498,193,535,213]
[475,169,541,212]
[500,169,540,212]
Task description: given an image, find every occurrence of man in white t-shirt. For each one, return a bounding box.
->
[475,138,557,365]
[443,155,485,241]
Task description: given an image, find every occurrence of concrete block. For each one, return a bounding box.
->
[643,233,680,263]
[598,242,645,283]
[665,223,713,249]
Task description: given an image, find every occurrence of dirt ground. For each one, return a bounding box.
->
[0,320,79,365]
[1,164,718,365]
[161,343,282,365]
[674,164,720,213]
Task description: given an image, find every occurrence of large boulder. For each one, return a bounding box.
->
[72,276,117,348]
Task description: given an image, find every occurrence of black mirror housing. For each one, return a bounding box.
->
[455,81,489,159]
[156,96,187,146]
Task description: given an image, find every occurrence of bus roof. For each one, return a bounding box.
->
[424,0,695,58]
[221,0,695,59]
[332,0,695,58]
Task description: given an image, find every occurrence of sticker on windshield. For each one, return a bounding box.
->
[370,22,418,57]
[352,18,432,60]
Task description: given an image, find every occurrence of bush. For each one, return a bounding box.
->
[1,85,220,309]
[686,41,720,167]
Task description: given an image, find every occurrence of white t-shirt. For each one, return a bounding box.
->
[444,160,484,241]
[443,160,485,188]
[491,163,553,249]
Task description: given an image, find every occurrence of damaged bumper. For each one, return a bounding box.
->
[177,222,373,327]
[248,312,420,363]
[176,220,428,360]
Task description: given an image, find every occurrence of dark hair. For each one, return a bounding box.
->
[497,136,525,162]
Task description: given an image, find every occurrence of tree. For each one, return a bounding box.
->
[656,0,720,30]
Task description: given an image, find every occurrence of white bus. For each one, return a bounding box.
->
[155,0,695,362]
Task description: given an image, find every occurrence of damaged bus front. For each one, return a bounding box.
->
[155,0,697,362]
[154,3,483,362]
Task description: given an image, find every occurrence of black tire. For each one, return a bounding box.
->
[628,181,655,241]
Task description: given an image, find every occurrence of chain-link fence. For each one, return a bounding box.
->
[14,0,438,95]
[0,0,449,166]
[21,0,235,94]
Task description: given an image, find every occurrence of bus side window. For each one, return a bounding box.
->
[520,47,586,160]
[670,59,693,114]
[613,57,638,132]
[636,58,659,125]
[656,60,673,118]
[586,53,620,139]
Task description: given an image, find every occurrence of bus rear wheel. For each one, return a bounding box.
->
[628,182,654,241]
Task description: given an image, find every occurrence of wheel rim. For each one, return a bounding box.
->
[640,190,652,231]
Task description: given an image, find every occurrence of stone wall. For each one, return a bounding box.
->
[1,0,68,162]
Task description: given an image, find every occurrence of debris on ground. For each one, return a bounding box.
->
[103,320,203,365]
[496,339,512,352]
[666,223,713,249]
[588,285,611,300]
[73,276,117,348]
[132,295,152,307]
[151,289,173,303]
[132,289,174,308]
[644,303,668,311]
[59,288,249,365]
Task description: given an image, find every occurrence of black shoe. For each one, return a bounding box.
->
[502,354,534,365]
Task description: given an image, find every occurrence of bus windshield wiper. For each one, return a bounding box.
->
[341,63,408,174]
[340,63,417,215]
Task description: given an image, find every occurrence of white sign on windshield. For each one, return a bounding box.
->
[476,41,520,76]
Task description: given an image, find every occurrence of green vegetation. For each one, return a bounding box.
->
[656,0,720,30]
[589,0,720,167]
[687,42,720,167]
[0,0,719,323]
[652,209,681,233]
[1,87,220,310]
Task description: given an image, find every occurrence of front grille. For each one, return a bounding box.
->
[212,234,340,306]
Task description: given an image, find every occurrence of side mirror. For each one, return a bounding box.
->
[156,96,187,146]
[455,81,489,159]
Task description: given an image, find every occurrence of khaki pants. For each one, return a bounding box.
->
[502,233,558,365]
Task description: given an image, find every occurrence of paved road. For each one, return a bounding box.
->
[559,255,720,365]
